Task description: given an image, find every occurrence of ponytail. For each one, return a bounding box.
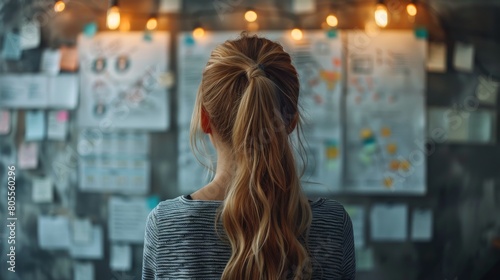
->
[192,33,313,280]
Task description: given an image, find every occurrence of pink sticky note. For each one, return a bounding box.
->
[56,111,69,122]
[0,110,10,135]
[18,142,39,169]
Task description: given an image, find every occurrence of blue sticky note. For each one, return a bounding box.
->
[147,195,160,210]
[414,27,428,39]
[143,31,153,42]
[25,110,46,141]
[326,29,337,39]
[83,22,97,38]
[2,32,22,60]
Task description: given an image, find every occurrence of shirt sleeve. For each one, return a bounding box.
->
[142,206,159,280]
[342,207,356,279]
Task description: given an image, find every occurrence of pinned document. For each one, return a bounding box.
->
[18,142,39,169]
[453,42,474,72]
[370,203,408,241]
[47,110,69,140]
[74,262,95,280]
[41,49,62,75]
[411,209,433,241]
[72,218,93,244]
[110,244,132,271]
[20,20,40,50]
[344,205,365,248]
[70,226,104,259]
[108,197,149,243]
[1,32,22,60]
[32,177,53,203]
[25,110,46,141]
[38,215,71,250]
[427,43,446,72]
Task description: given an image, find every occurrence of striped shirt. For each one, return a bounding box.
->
[142,195,355,280]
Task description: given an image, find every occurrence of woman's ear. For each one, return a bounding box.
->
[201,107,212,134]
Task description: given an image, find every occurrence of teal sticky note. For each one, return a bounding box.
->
[185,35,195,46]
[326,29,337,39]
[414,27,428,39]
[83,22,97,37]
[147,195,160,210]
[143,31,153,42]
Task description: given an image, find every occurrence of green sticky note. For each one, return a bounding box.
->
[414,27,428,39]
[147,195,160,210]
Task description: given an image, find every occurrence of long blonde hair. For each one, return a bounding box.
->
[190,33,313,280]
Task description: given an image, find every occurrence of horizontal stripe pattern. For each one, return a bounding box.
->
[142,195,355,280]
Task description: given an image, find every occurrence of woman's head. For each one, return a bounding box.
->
[191,33,313,280]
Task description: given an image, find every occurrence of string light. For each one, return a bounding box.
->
[326,14,338,27]
[374,1,388,28]
[146,15,158,30]
[107,0,121,30]
[406,1,417,16]
[193,24,205,39]
[291,28,303,40]
[54,0,65,12]
[244,8,257,23]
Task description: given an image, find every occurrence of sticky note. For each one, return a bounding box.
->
[47,110,69,140]
[71,226,103,259]
[360,128,372,139]
[2,32,22,60]
[356,248,375,271]
[74,262,94,280]
[83,22,97,38]
[389,160,400,171]
[454,42,474,72]
[0,110,11,135]
[18,142,39,169]
[380,127,391,137]
[383,177,394,188]
[399,160,411,171]
[72,218,93,244]
[32,177,53,203]
[20,20,40,50]
[25,110,46,141]
[386,143,397,154]
[427,43,446,73]
[370,203,408,241]
[476,76,498,105]
[38,215,71,249]
[60,46,79,71]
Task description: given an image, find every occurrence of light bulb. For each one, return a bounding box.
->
[291,28,303,40]
[146,17,158,30]
[54,1,65,12]
[107,5,120,30]
[326,14,338,27]
[406,3,417,16]
[193,27,205,39]
[374,3,388,27]
[244,10,257,22]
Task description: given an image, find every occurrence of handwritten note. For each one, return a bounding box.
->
[41,49,62,75]
[1,32,22,60]
[20,20,41,50]
[108,196,149,243]
[454,42,474,72]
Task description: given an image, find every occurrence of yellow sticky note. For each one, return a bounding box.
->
[386,143,397,154]
[400,160,411,171]
[360,128,372,139]
[326,147,339,159]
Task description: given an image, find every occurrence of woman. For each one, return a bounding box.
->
[142,33,355,280]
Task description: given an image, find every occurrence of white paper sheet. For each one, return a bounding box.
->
[108,197,149,243]
[427,42,446,72]
[25,110,46,141]
[38,216,71,250]
[18,142,39,169]
[411,208,433,241]
[20,21,41,50]
[345,205,365,248]
[110,244,132,271]
[72,218,93,244]
[32,177,53,203]
[49,75,79,109]
[41,49,62,75]
[74,262,94,280]
[453,42,474,72]
[70,226,104,259]
[77,32,170,130]
[0,110,10,135]
[47,110,69,140]
[370,203,408,241]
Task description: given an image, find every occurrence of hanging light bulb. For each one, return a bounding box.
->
[146,15,158,30]
[192,25,205,39]
[107,0,120,30]
[406,2,417,16]
[291,28,303,40]
[244,8,257,23]
[374,1,388,28]
[326,14,338,27]
[54,0,65,12]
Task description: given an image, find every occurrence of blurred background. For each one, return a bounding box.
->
[1,0,500,279]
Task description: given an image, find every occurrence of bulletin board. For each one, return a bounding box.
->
[77,32,170,131]
[344,30,427,194]
[176,30,344,194]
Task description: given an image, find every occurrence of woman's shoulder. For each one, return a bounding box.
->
[310,198,350,225]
